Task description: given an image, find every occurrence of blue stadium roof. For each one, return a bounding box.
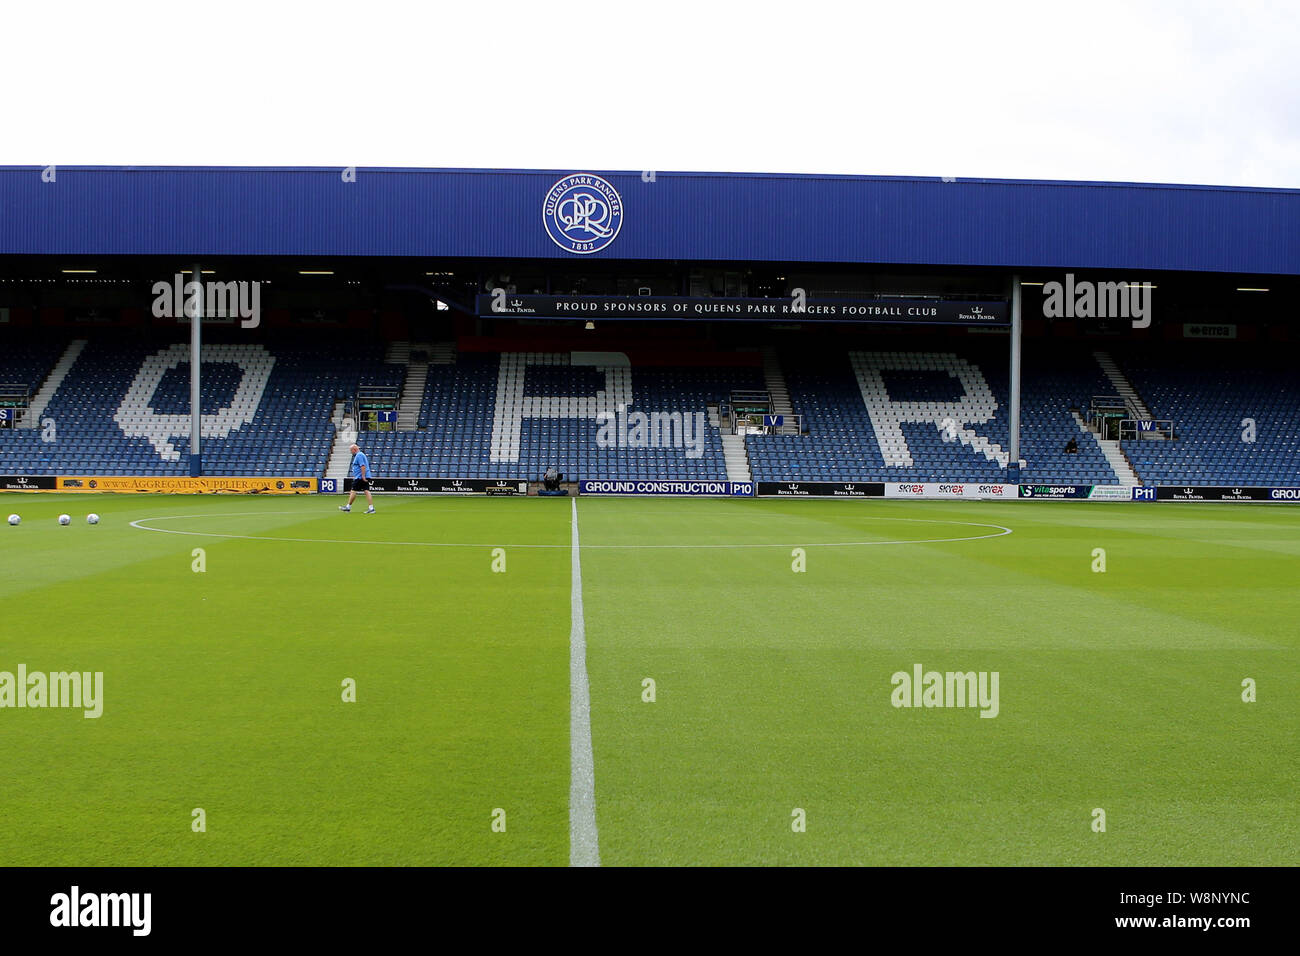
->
[1,166,1297,275]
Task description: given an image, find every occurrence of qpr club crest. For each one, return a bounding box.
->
[543,174,623,254]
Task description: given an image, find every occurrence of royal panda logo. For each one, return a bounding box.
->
[543,174,624,255]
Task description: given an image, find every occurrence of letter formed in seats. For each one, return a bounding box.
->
[490,352,632,463]
[113,343,274,460]
[850,351,1016,470]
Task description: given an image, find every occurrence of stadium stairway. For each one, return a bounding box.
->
[761,346,795,417]
[1094,350,1154,422]
[396,361,427,431]
[1073,410,1141,485]
[20,338,86,428]
[709,404,753,483]
[326,400,357,480]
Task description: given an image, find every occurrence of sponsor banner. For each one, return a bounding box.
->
[1132,486,1157,501]
[346,477,527,495]
[580,479,754,497]
[1085,485,1134,500]
[885,482,1015,499]
[1269,487,1300,501]
[1018,485,1130,500]
[476,294,1008,326]
[756,481,884,498]
[56,476,317,494]
[1183,323,1237,340]
[1156,486,1280,502]
[1019,484,1091,499]
[0,475,57,491]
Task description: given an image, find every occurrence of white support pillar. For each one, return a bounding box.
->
[189,264,202,477]
[1008,275,1022,482]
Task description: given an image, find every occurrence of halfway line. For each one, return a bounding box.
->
[569,496,600,866]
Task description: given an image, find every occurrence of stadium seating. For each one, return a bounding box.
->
[1,332,1294,488]
[0,338,64,397]
[364,352,763,480]
[0,336,395,476]
[1117,348,1300,486]
[746,348,1120,484]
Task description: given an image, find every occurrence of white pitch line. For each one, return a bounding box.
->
[128,512,1014,549]
[569,496,599,867]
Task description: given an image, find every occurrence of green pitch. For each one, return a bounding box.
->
[0,493,1296,865]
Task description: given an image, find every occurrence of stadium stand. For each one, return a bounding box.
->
[367,352,763,480]
[1,332,1295,488]
[1117,347,1300,486]
[745,347,1121,485]
[0,336,395,476]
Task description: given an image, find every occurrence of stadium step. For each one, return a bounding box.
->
[1071,409,1100,436]
[1072,409,1138,485]
[21,338,87,427]
[1096,438,1141,486]
[384,341,411,364]
[326,400,356,479]
[1094,350,1154,421]
[761,346,795,417]
[396,361,427,431]
[711,404,753,483]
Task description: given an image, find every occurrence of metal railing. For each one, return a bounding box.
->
[734,412,804,436]
[1119,419,1174,440]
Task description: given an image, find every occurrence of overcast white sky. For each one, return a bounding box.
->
[2,0,1297,187]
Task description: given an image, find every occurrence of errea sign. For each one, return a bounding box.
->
[543,174,623,254]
